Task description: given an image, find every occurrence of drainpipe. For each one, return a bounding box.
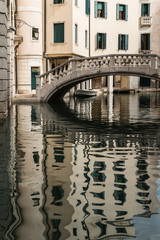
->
[89,0,91,89]
[89,0,91,57]
[15,0,18,93]
[43,0,48,72]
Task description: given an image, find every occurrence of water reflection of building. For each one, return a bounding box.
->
[13,105,45,240]
[62,94,160,239]
[10,94,160,240]
[41,108,74,239]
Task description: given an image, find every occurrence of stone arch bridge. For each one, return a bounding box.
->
[36,54,160,102]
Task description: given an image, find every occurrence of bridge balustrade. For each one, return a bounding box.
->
[36,54,160,102]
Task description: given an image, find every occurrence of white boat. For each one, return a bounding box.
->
[75,89,97,97]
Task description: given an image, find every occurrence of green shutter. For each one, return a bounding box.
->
[104,2,107,19]
[147,33,150,50]
[94,1,98,18]
[103,33,106,49]
[148,4,150,16]
[118,34,121,50]
[97,33,99,49]
[125,35,128,50]
[141,3,145,16]
[75,24,77,44]
[31,67,39,90]
[85,30,87,48]
[86,0,90,15]
[125,5,128,21]
[116,4,119,20]
[54,23,64,43]
[141,34,143,50]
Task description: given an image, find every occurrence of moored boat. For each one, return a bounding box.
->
[75,89,97,97]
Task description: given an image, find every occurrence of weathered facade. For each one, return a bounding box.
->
[0,0,9,118]
[0,0,16,118]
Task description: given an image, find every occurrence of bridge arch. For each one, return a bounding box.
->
[36,54,160,102]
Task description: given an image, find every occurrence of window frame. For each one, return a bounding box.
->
[116,4,128,21]
[141,3,150,16]
[53,23,64,44]
[97,33,106,49]
[141,33,150,50]
[53,0,64,4]
[94,1,107,19]
[32,27,39,41]
[118,34,128,51]
[75,0,78,6]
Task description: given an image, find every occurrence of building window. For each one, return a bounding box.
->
[140,77,151,88]
[31,67,40,90]
[75,0,78,6]
[85,0,90,15]
[95,1,107,18]
[85,30,87,48]
[97,33,106,49]
[116,4,128,20]
[141,3,150,16]
[32,28,39,40]
[75,24,78,44]
[141,33,150,50]
[118,34,128,50]
[54,0,64,4]
[54,23,64,43]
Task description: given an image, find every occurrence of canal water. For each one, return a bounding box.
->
[0,92,160,240]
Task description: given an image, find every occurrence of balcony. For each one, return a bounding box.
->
[140,16,152,27]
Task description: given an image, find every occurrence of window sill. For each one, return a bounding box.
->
[51,3,66,7]
[51,42,67,46]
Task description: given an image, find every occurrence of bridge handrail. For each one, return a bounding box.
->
[38,54,160,78]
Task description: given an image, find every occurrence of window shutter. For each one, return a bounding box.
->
[85,30,87,47]
[86,0,90,15]
[75,24,77,44]
[97,33,99,49]
[54,23,64,43]
[118,34,121,50]
[125,5,128,21]
[148,4,150,16]
[125,35,128,50]
[116,4,119,20]
[62,0,64,3]
[141,34,143,50]
[141,4,145,16]
[147,33,150,50]
[104,2,107,19]
[94,1,98,18]
[103,33,106,49]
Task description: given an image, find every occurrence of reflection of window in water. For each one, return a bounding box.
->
[32,151,39,165]
[116,227,127,233]
[92,161,106,182]
[116,210,127,218]
[90,191,105,200]
[96,221,107,238]
[54,147,64,163]
[51,219,61,240]
[113,161,125,172]
[114,174,128,183]
[113,189,126,205]
[139,94,150,108]
[51,186,64,206]
[31,107,37,122]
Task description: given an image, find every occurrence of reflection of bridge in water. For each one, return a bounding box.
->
[36,54,160,102]
[30,94,160,239]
